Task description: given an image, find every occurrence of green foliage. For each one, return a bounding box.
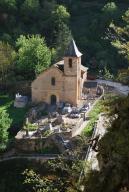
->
[23,169,59,192]
[0,1,71,68]
[51,5,72,60]
[0,94,28,128]
[116,68,129,85]
[102,2,118,14]
[0,158,81,192]
[0,41,16,83]
[42,130,52,137]
[70,1,127,74]
[55,22,72,59]
[0,110,12,150]
[82,100,103,137]
[22,156,84,192]
[103,66,114,80]
[84,94,129,191]
[110,9,129,63]
[0,159,52,192]
[21,0,40,12]
[52,5,70,24]
[0,0,127,76]
[16,35,51,79]
[24,123,38,131]
[0,0,17,10]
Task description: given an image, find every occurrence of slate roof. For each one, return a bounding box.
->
[54,60,88,74]
[64,39,82,57]
[54,60,64,72]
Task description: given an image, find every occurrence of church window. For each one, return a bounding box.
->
[69,58,72,68]
[81,71,83,78]
[51,77,55,86]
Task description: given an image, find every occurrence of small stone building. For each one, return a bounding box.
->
[31,39,88,106]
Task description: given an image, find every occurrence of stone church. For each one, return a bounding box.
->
[31,39,88,106]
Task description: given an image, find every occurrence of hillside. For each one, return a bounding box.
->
[67,1,129,74]
[0,0,129,78]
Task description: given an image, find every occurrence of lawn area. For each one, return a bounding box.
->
[0,94,28,129]
[82,93,122,137]
[82,99,103,137]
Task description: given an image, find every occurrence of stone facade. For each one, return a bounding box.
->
[31,40,88,106]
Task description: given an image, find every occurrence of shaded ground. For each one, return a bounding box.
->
[0,94,28,135]
[0,159,50,192]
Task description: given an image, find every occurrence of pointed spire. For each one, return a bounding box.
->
[64,39,82,57]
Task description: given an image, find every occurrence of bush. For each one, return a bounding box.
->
[23,123,38,131]
[0,110,12,150]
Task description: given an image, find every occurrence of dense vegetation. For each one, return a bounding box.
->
[0,1,129,192]
[0,159,46,192]
[83,8,129,192]
[0,0,71,81]
[0,110,12,151]
[0,0,129,83]
[0,158,83,192]
[68,0,129,76]
[84,94,129,192]
[0,94,28,151]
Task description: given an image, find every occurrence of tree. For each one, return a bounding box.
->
[23,167,79,192]
[103,66,114,80]
[83,95,129,192]
[0,110,12,151]
[0,0,16,10]
[23,169,60,192]
[21,0,40,13]
[16,35,51,80]
[0,41,15,83]
[102,2,118,14]
[55,23,72,60]
[52,5,70,25]
[52,5,72,60]
[110,9,129,63]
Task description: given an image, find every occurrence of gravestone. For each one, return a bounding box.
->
[14,93,28,108]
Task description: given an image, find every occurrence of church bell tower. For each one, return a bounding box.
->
[63,39,83,106]
[64,39,82,76]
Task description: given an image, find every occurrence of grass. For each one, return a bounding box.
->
[82,99,103,137]
[23,123,38,131]
[0,94,28,128]
[82,93,121,137]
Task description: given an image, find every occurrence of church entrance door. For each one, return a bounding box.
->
[51,95,57,105]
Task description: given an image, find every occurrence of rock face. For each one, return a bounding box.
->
[14,93,28,108]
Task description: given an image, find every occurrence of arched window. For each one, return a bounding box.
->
[69,58,72,68]
[51,77,55,86]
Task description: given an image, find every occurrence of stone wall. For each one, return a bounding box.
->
[15,138,46,152]
[32,67,64,103]
[15,132,72,153]
[32,65,80,106]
